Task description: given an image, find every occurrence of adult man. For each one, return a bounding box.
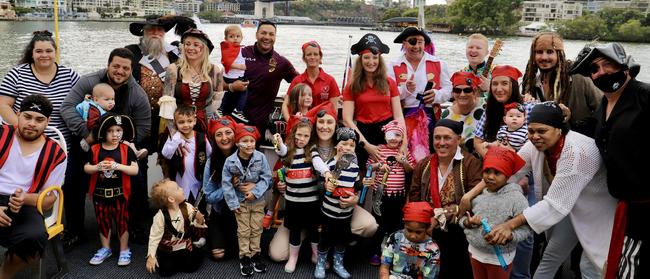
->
[522,32,602,138]
[60,48,151,247]
[125,16,181,243]
[229,20,298,136]
[388,27,452,150]
[571,42,647,279]
[409,119,482,279]
[0,94,67,278]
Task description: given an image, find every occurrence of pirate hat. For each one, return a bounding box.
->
[393,27,431,45]
[182,28,215,54]
[94,113,136,142]
[351,33,390,55]
[129,15,176,36]
[570,42,640,78]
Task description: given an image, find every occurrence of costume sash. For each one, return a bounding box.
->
[428,154,442,208]
[604,201,628,279]
[393,60,442,90]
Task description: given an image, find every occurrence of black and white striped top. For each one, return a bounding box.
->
[0,63,80,142]
[321,156,359,220]
[284,148,319,203]
[496,125,529,152]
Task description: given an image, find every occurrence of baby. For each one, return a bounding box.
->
[218,25,249,123]
[485,102,528,152]
[76,83,146,157]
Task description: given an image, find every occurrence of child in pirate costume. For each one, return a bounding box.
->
[0,94,67,278]
[146,179,206,277]
[84,113,139,266]
[363,120,416,266]
[161,105,212,209]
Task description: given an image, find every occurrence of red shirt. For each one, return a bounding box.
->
[342,77,399,124]
[287,68,340,110]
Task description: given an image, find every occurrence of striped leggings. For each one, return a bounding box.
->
[93,196,129,238]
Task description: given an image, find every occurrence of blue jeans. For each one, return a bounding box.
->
[511,174,537,279]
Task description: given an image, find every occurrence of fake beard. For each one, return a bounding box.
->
[593,70,627,93]
[142,36,165,59]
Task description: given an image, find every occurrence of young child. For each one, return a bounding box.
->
[84,113,139,266]
[459,146,532,278]
[488,102,528,151]
[315,127,360,279]
[380,201,441,279]
[219,25,248,123]
[146,179,206,277]
[272,115,318,273]
[282,83,313,121]
[161,105,212,208]
[222,123,272,277]
[76,83,146,157]
[364,120,416,265]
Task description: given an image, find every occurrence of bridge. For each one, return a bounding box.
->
[229,0,289,19]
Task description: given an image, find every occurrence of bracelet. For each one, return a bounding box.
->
[228,83,233,92]
[97,164,101,171]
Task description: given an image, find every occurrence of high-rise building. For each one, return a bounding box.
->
[522,0,583,22]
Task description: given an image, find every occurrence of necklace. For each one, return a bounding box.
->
[189,67,201,85]
[318,145,333,161]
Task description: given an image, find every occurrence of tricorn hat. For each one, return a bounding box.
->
[182,28,215,54]
[129,15,175,36]
[351,33,390,55]
[94,113,136,143]
[393,27,431,45]
[570,42,640,78]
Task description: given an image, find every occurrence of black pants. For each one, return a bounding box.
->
[319,216,351,251]
[433,224,473,279]
[157,248,203,277]
[356,118,391,173]
[371,194,406,255]
[62,137,88,237]
[207,207,239,259]
[0,206,48,262]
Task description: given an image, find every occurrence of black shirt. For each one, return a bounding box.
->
[86,143,137,190]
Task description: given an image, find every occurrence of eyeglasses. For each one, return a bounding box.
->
[452,87,474,94]
[407,38,425,46]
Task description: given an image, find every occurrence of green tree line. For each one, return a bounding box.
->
[555,8,650,43]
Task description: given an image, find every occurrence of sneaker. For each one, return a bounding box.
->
[216,109,224,119]
[89,247,112,265]
[231,110,249,124]
[117,249,131,266]
[239,256,254,277]
[62,232,85,252]
[251,253,267,273]
[370,254,381,266]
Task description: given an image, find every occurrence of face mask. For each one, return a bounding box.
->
[593,70,627,93]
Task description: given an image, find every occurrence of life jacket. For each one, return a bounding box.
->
[159,202,193,252]
[393,60,443,119]
[168,132,208,182]
[0,125,66,193]
[88,143,132,200]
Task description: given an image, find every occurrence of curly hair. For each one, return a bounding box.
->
[283,120,314,167]
[20,30,57,65]
[150,178,174,209]
[522,33,571,104]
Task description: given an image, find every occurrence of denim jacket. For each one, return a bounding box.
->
[221,150,272,210]
[203,159,227,213]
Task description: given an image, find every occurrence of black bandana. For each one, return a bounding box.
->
[435,119,463,135]
[529,102,564,129]
[20,95,52,117]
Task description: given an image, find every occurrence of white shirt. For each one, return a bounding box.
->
[437,146,464,193]
[388,52,452,108]
[162,132,213,199]
[0,135,66,195]
[224,49,246,80]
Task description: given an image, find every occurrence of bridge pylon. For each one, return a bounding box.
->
[254,1,274,18]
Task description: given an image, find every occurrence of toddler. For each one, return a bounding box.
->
[219,25,249,123]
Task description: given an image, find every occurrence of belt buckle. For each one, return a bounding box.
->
[105,189,114,198]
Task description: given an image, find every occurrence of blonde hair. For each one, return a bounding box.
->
[92,83,114,98]
[467,33,488,47]
[350,54,389,95]
[150,178,174,209]
[177,40,212,85]
[224,25,242,38]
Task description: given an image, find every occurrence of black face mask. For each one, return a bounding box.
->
[593,70,627,93]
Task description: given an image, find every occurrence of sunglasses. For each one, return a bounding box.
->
[219,119,231,125]
[407,38,425,46]
[452,87,474,94]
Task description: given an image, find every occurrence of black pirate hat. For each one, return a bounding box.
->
[94,113,136,143]
[350,33,390,55]
[129,15,175,36]
[393,27,431,45]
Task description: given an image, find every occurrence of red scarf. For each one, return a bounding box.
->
[428,154,442,208]
[220,41,241,73]
[544,135,566,177]
[604,201,628,279]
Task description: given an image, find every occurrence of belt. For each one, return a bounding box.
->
[94,187,123,198]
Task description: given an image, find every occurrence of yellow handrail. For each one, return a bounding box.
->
[53,0,60,63]
[36,186,64,227]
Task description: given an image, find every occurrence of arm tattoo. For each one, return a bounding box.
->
[163,69,176,97]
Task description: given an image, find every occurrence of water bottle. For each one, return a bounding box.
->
[262,209,273,229]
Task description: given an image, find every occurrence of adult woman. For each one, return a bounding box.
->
[408,119,483,279]
[281,41,340,121]
[268,101,378,262]
[479,103,617,278]
[163,28,222,133]
[0,30,79,141]
[202,116,239,260]
[440,71,485,154]
[342,33,406,170]
[473,65,528,157]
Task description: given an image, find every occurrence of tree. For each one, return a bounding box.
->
[197,10,221,22]
[401,8,418,18]
[617,19,650,42]
[598,7,645,30]
[555,14,608,40]
[446,0,523,35]
[382,7,401,21]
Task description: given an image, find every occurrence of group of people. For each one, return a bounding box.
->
[0,13,647,279]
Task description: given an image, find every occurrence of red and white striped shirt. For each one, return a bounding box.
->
[367,145,415,196]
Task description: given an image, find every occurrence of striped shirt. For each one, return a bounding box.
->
[474,102,535,141]
[496,125,528,151]
[367,145,415,196]
[0,63,80,142]
[321,156,359,220]
[283,148,319,203]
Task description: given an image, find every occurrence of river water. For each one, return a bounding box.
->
[1,21,648,92]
